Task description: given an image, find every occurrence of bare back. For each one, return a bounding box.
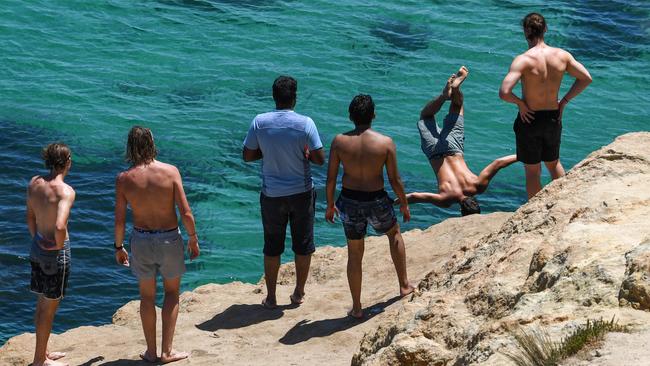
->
[27,176,75,241]
[334,129,392,192]
[519,45,570,110]
[432,155,479,198]
[116,160,180,230]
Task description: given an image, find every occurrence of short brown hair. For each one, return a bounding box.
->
[126,126,157,166]
[42,143,71,172]
[522,12,546,41]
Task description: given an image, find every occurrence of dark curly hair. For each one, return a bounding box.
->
[126,126,157,166]
[460,196,481,216]
[42,143,71,172]
[348,94,375,126]
[272,75,297,107]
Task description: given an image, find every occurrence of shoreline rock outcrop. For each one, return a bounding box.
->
[1,132,649,365]
[353,132,650,365]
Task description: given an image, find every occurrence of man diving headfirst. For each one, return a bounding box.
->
[405,66,518,215]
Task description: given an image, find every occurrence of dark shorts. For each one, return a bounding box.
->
[335,188,397,240]
[130,228,186,280]
[260,189,316,256]
[514,110,562,164]
[30,239,71,300]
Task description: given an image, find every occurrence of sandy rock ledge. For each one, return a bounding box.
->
[1,132,649,365]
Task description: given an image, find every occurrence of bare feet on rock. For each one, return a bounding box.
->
[400,283,416,297]
[348,309,364,320]
[289,290,305,305]
[161,350,189,364]
[46,351,66,361]
[34,358,68,366]
[139,351,158,363]
[261,297,277,309]
[451,66,469,89]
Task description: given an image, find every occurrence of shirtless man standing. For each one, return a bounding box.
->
[27,143,75,366]
[114,126,200,364]
[407,66,518,214]
[326,94,414,319]
[500,12,592,199]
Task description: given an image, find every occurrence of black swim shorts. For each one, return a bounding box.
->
[513,109,562,164]
[335,188,397,240]
[260,189,316,256]
[30,253,70,300]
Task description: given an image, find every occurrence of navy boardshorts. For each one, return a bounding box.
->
[335,188,397,240]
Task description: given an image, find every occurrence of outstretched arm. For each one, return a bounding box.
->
[476,154,518,193]
[420,94,447,120]
[325,138,340,223]
[386,140,410,222]
[499,56,534,123]
[405,192,452,208]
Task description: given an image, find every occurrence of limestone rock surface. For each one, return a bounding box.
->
[1,132,649,366]
[353,132,650,365]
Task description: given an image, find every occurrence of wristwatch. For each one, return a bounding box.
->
[114,242,124,250]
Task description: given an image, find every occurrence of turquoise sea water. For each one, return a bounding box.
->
[1,0,649,345]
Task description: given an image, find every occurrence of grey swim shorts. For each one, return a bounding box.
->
[130,228,186,279]
[417,113,465,160]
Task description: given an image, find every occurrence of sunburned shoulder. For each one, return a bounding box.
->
[368,130,394,145]
[154,160,179,173]
[29,175,44,186]
[514,53,535,68]
[58,183,76,200]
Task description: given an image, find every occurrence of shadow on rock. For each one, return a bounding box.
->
[196,303,295,332]
[99,359,152,365]
[279,296,401,345]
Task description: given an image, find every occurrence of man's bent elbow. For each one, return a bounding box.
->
[498,88,509,101]
[181,210,195,222]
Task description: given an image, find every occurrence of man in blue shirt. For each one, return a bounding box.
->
[243,75,325,309]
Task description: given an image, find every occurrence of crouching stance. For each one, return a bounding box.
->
[27,143,75,366]
[326,94,414,319]
[114,126,200,364]
[409,66,517,215]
